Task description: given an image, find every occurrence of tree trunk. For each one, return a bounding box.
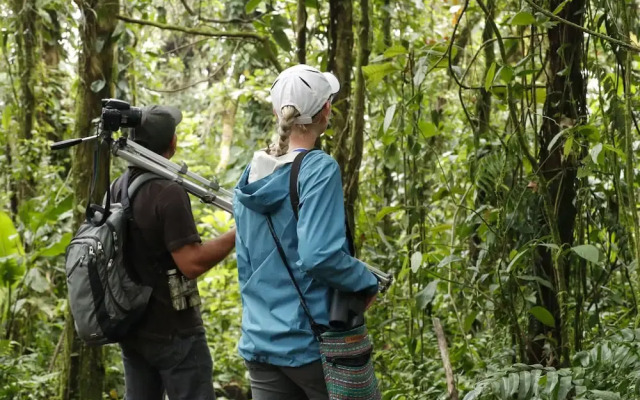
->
[296,0,307,64]
[530,0,586,366]
[10,0,37,208]
[216,99,238,172]
[327,0,353,177]
[344,0,370,239]
[59,1,119,398]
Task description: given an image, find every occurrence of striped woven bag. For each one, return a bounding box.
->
[320,325,381,400]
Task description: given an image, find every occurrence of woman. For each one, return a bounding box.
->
[233,64,379,399]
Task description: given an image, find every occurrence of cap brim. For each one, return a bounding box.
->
[323,72,340,95]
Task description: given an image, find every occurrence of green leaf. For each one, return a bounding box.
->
[384,45,408,59]
[383,104,396,133]
[437,255,462,269]
[37,233,72,258]
[0,212,24,257]
[529,306,555,328]
[25,268,48,293]
[272,30,291,52]
[245,0,262,13]
[588,390,620,400]
[510,11,536,26]
[563,135,573,157]
[375,206,403,222]
[507,248,529,272]
[603,143,626,161]
[2,104,12,131]
[416,280,439,310]
[90,79,106,93]
[517,275,554,290]
[362,63,398,86]
[544,371,559,396]
[485,62,497,92]
[557,376,572,400]
[305,0,319,8]
[518,371,532,400]
[498,66,514,84]
[418,121,437,138]
[590,143,603,164]
[547,131,565,152]
[464,311,478,333]
[571,244,599,264]
[553,0,571,15]
[410,251,422,273]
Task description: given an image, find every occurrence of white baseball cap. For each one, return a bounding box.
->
[270,64,340,125]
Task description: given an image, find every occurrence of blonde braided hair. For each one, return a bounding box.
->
[272,106,299,156]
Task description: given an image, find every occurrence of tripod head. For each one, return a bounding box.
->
[50,99,141,151]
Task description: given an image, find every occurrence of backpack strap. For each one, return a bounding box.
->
[289,150,315,220]
[289,150,355,256]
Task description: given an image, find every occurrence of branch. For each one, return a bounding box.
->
[117,14,262,39]
[525,0,640,53]
[116,14,282,71]
[433,318,459,400]
[142,59,230,93]
[179,0,257,24]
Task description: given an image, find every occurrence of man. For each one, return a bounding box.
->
[111,105,235,400]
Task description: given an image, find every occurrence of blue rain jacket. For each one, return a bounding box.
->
[233,150,378,367]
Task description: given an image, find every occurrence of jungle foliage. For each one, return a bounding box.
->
[2,0,640,399]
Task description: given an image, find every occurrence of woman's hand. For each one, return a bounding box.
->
[365,293,377,310]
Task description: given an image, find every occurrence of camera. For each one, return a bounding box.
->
[101,98,142,132]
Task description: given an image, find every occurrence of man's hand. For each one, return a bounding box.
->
[171,228,236,279]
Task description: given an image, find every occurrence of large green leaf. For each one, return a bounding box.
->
[362,63,398,87]
[529,306,555,328]
[36,233,72,258]
[0,212,24,257]
[416,280,439,310]
[272,30,291,52]
[510,11,536,26]
[245,0,262,13]
[571,244,599,264]
[485,62,497,91]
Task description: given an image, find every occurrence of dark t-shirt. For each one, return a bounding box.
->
[112,167,204,340]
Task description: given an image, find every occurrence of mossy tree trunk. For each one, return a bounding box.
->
[327,0,353,176]
[9,0,37,214]
[344,0,370,239]
[59,1,119,398]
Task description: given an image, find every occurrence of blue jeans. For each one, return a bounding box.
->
[120,332,215,400]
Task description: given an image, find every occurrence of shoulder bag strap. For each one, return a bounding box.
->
[266,215,325,340]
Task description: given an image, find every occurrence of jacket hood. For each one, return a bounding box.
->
[234,151,297,214]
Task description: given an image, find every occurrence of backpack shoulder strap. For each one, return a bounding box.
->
[127,172,163,201]
[119,171,164,217]
[288,149,356,256]
[289,150,316,220]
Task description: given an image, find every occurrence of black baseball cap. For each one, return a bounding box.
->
[132,105,183,154]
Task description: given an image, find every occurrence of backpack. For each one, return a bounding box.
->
[64,170,161,346]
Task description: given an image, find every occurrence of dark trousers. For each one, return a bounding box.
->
[120,332,215,400]
[245,360,328,400]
